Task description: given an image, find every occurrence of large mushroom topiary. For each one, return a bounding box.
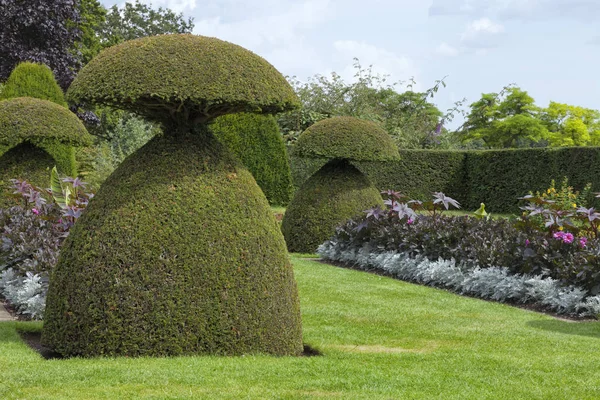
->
[42,34,304,357]
[0,97,92,208]
[282,116,399,253]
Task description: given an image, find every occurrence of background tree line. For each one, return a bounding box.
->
[1,0,599,188]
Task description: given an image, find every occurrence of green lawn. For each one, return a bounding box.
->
[1,255,599,399]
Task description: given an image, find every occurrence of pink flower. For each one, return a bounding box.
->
[525,239,530,246]
[553,232,565,239]
[31,208,39,215]
[563,233,574,244]
[580,237,588,248]
[407,218,414,225]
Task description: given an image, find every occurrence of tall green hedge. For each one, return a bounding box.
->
[290,147,600,213]
[0,62,67,106]
[211,113,293,206]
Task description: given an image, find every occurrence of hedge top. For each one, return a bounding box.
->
[0,97,92,147]
[66,34,300,123]
[0,62,67,107]
[294,116,399,161]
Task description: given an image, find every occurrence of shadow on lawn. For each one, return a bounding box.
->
[527,319,600,339]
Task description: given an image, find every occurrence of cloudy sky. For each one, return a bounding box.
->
[102,0,600,126]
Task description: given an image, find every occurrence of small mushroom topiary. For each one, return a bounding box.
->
[282,116,399,253]
[0,97,92,208]
[42,34,304,357]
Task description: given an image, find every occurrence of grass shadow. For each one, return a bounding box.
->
[527,319,600,339]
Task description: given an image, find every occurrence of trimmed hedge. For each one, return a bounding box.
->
[0,143,56,209]
[67,34,300,122]
[294,116,399,161]
[282,160,383,253]
[0,98,90,203]
[211,113,293,206]
[290,147,600,213]
[0,97,92,148]
[42,131,303,357]
[0,62,67,107]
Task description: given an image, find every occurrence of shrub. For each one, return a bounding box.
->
[0,97,92,206]
[43,34,303,358]
[283,116,398,253]
[326,191,600,295]
[317,244,600,317]
[289,147,600,213]
[0,62,67,106]
[293,116,398,161]
[282,160,383,253]
[211,113,293,206]
[0,175,92,319]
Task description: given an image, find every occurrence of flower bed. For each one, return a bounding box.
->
[0,171,92,319]
[318,189,600,317]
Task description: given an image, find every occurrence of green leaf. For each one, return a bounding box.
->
[51,166,70,209]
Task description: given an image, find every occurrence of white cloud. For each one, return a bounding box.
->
[135,0,197,13]
[436,42,460,57]
[194,0,330,50]
[429,0,600,21]
[460,17,505,48]
[333,40,418,87]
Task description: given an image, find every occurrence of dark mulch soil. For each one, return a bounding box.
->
[317,258,597,322]
[18,331,62,360]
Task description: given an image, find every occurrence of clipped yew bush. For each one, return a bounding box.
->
[211,113,293,206]
[0,62,67,106]
[282,116,399,253]
[42,34,303,357]
[0,97,91,208]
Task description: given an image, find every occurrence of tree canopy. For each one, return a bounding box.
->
[279,60,450,149]
[0,0,82,89]
[458,86,600,149]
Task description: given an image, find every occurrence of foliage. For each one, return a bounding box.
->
[541,102,600,147]
[0,98,91,149]
[280,60,463,149]
[458,86,550,148]
[282,160,383,253]
[102,1,194,48]
[75,0,108,65]
[66,34,300,123]
[326,190,600,294]
[0,0,82,89]
[0,62,67,106]
[0,175,92,319]
[290,149,467,202]
[289,147,600,213]
[42,131,303,357]
[211,113,293,206]
[76,0,194,65]
[76,108,159,189]
[317,244,600,317]
[293,116,399,161]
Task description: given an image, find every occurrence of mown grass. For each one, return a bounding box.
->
[1,255,599,399]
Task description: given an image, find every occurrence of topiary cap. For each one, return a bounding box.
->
[294,116,400,161]
[66,34,300,123]
[0,97,92,147]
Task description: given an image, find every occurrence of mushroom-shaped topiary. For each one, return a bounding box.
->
[42,34,304,358]
[282,116,399,253]
[211,113,293,206]
[0,97,92,208]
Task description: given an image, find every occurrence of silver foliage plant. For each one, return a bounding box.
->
[0,268,46,319]
[318,241,600,317]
